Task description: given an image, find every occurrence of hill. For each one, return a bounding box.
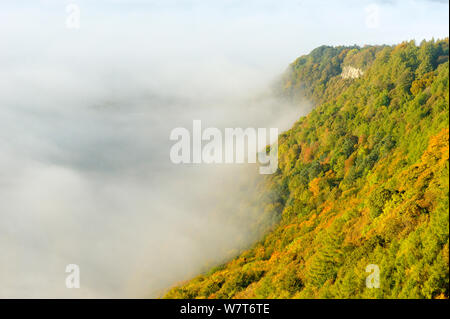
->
[165,39,449,299]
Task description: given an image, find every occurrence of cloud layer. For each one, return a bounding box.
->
[0,0,448,297]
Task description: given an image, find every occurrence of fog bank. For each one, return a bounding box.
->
[0,0,448,297]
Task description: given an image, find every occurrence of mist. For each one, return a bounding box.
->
[0,0,448,298]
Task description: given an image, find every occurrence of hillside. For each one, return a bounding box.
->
[164,39,449,299]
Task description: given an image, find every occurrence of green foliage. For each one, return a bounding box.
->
[164,39,449,299]
[368,187,393,218]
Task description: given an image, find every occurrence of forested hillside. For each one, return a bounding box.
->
[165,39,449,299]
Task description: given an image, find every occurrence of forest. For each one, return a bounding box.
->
[164,39,449,299]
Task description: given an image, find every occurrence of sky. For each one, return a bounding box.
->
[0,0,448,298]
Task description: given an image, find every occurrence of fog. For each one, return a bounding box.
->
[0,0,448,297]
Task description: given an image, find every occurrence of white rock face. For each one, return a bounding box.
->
[341,66,364,79]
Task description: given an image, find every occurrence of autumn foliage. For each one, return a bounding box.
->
[165,39,449,299]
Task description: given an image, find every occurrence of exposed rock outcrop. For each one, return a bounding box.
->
[341,66,363,79]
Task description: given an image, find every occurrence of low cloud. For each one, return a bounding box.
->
[0,0,447,297]
[0,8,307,298]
